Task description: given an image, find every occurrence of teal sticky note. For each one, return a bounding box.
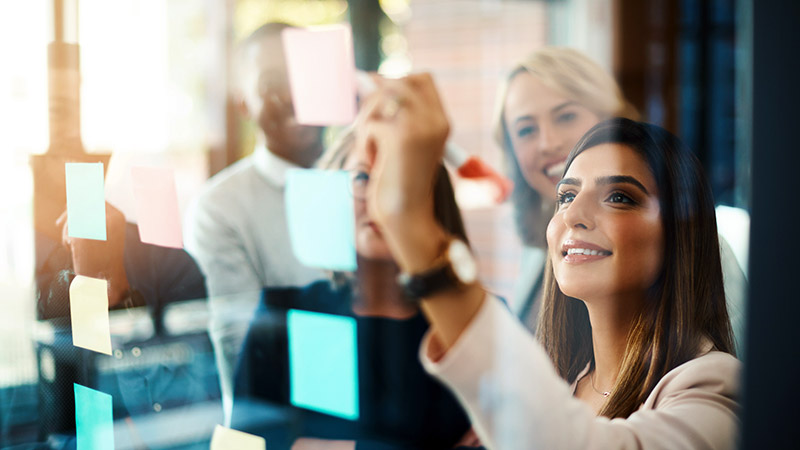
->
[65,163,107,240]
[288,309,359,420]
[285,169,356,271]
[74,383,114,450]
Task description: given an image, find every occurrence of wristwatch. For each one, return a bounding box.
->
[397,238,478,300]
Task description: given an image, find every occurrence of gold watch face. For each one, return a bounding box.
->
[448,240,477,284]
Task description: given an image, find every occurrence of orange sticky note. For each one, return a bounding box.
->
[69,275,112,355]
[131,166,183,248]
[282,25,357,126]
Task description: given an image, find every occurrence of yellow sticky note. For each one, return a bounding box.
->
[210,425,266,450]
[69,275,112,355]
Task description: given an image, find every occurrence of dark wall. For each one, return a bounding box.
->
[741,0,800,448]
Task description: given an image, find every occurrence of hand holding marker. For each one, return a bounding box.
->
[356,71,513,203]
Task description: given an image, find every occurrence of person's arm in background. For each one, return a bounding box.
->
[56,201,206,317]
[57,202,131,307]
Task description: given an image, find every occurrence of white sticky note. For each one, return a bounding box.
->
[69,275,112,355]
[210,425,266,450]
[282,25,357,126]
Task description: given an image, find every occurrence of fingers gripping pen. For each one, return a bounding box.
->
[356,71,513,203]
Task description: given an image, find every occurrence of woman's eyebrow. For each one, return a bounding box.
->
[556,177,581,190]
[550,101,578,114]
[513,115,535,126]
[596,175,650,195]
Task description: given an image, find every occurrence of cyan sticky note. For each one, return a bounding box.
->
[74,383,114,450]
[131,166,183,248]
[285,169,357,271]
[210,425,266,450]
[65,162,107,241]
[282,25,357,125]
[288,309,359,420]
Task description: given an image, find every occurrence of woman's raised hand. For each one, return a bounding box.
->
[355,73,451,272]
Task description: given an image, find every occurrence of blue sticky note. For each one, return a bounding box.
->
[74,383,114,450]
[288,309,359,420]
[285,169,356,271]
[65,163,107,240]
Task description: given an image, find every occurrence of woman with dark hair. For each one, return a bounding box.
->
[358,74,740,447]
[232,129,476,449]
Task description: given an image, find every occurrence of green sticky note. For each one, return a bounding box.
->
[288,309,359,420]
[74,383,114,450]
[65,163,107,241]
[285,169,356,271]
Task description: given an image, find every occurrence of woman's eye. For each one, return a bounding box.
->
[556,112,577,123]
[607,192,634,204]
[517,125,538,138]
[353,171,369,185]
[557,192,576,205]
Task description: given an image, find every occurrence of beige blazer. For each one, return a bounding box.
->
[420,296,740,450]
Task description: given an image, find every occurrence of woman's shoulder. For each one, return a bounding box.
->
[646,350,741,408]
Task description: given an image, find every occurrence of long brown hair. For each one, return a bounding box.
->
[536,118,735,418]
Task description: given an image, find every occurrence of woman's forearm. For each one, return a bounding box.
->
[382,212,486,351]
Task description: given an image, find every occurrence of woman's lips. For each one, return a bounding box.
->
[560,239,612,264]
[544,159,567,185]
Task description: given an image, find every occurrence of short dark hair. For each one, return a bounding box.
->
[234,22,293,93]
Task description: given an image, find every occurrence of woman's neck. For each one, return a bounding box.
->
[353,257,418,319]
[584,293,642,392]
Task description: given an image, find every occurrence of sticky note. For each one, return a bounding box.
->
[74,383,114,450]
[285,169,357,271]
[69,275,112,355]
[210,425,266,450]
[131,166,183,248]
[65,162,107,240]
[288,309,358,420]
[282,25,357,125]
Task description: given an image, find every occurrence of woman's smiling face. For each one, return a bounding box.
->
[546,143,664,302]
[504,72,602,202]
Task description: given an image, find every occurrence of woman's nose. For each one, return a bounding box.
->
[537,122,564,156]
[562,193,595,230]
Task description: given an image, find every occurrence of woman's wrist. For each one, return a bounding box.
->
[382,212,449,274]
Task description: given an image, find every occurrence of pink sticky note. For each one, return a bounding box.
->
[131,167,183,248]
[282,25,357,126]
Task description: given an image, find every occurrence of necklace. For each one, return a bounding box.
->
[590,371,612,398]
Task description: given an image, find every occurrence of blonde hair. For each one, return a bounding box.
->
[315,126,356,170]
[493,47,638,246]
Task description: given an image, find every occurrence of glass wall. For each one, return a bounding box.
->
[0,0,752,448]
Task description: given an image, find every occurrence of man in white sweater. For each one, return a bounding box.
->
[184,23,324,424]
